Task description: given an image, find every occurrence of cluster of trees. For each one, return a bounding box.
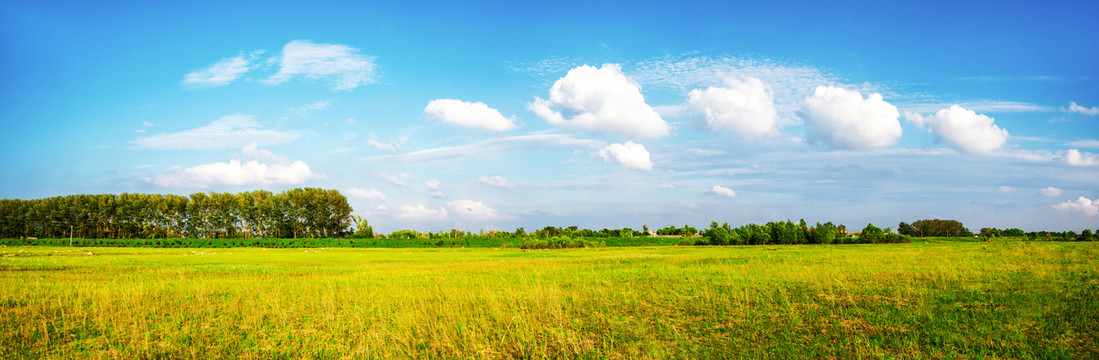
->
[897,219,972,237]
[698,220,910,245]
[0,188,353,239]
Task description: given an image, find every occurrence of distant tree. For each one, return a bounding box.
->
[858,223,884,243]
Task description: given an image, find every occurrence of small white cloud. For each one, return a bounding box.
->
[596,141,653,170]
[425,178,441,189]
[1065,101,1099,116]
[430,191,446,198]
[132,114,300,150]
[908,105,1009,154]
[376,172,411,187]
[1053,197,1099,216]
[240,143,280,162]
[346,117,358,126]
[146,146,318,188]
[347,186,386,200]
[688,77,779,136]
[446,199,510,220]
[182,52,257,88]
[329,146,356,154]
[529,64,669,139]
[709,185,737,197]
[478,175,516,188]
[1063,149,1099,166]
[263,40,378,92]
[286,100,333,115]
[997,186,1015,193]
[424,99,517,132]
[367,139,397,152]
[1039,187,1063,197]
[800,86,902,150]
[391,204,448,219]
[1065,139,1099,149]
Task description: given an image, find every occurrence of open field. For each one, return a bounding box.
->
[1,241,1096,359]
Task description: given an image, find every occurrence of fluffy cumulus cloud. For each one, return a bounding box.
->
[1053,197,1099,216]
[478,175,516,188]
[390,204,448,219]
[709,185,737,197]
[800,86,901,150]
[347,186,386,200]
[1039,187,1063,197]
[688,77,779,136]
[425,178,441,189]
[446,200,510,220]
[1063,149,1099,166]
[528,64,669,139]
[146,146,318,188]
[181,52,257,88]
[596,141,653,170]
[424,99,517,132]
[908,105,1008,154]
[1066,101,1099,116]
[132,114,300,150]
[263,40,378,91]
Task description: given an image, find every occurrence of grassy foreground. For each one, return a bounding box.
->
[1,241,1096,359]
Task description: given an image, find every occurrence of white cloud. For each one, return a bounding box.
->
[688,77,779,137]
[286,100,333,115]
[367,139,397,152]
[263,40,378,92]
[390,204,448,219]
[596,141,653,170]
[997,186,1015,193]
[1053,197,1099,216]
[132,114,300,150]
[182,52,257,88]
[709,185,737,197]
[424,99,517,132]
[446,199,510,220]
[528,64,669,139]
[907,105,1009,154]
[347,186,386,200]
[346,117,358,126]
[1063,149,1099,166]
[146,146,318,188]
[425,178,441,189]
[1039,187,1063,197]
[1066,101,1099,116]
[365,134,604,165]
[376,172,411,187]
[478,175,516,188]
[1065,139,1099,149]
[904,100,1050,114]
[800,86,901,150]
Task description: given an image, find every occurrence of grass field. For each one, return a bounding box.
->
[1,240,1096,359]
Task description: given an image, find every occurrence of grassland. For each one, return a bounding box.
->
[1,240,1096,359]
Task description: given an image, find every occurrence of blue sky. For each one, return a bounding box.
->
[2,0,1097,232]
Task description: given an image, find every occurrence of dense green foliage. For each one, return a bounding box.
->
[2,242,1095,358]
[898,219,972,237]
[0,188,353,239]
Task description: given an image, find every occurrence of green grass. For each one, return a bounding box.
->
[1,241,1096,359]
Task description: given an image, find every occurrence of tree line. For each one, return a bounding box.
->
[0,188,353,239]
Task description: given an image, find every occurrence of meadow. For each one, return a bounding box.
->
[1,240,1096,359]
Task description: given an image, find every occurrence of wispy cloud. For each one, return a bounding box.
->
[478,175,516,188]
[263,40,378,92]
[347,186,386,200]
[286,99,333,115]
[376,172,411,187]
[181,51,262,88]
[132,114,300,150]
[1065,101,1099,116]
[365,134,604,165]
